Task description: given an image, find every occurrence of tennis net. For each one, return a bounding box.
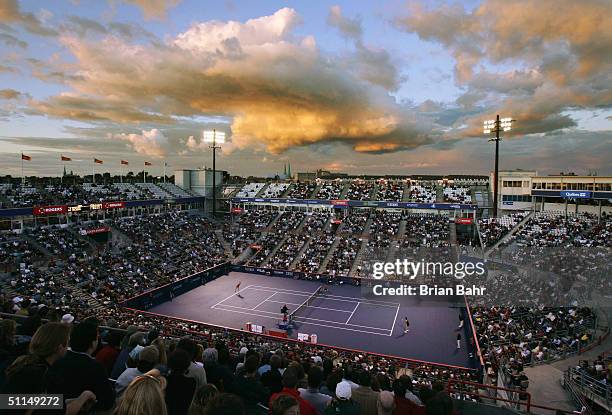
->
[289,286,323,321]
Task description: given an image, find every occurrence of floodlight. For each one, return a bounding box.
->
[203,130,226,144]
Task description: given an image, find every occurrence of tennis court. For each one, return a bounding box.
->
[148,271,476,368]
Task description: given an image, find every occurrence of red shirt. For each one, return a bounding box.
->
[95,345,120,376]
[269,387,316,415]
[393,396,426,415]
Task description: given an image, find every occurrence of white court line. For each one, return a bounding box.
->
[389,304,401,337]
[248,284,400,306]
[211,284,253,308]
[265,299,352,314]
[247,285,399,308]
[251,292,277,310]
[212,305,392,337]
[345,302,360,324]
[212,302,391,332]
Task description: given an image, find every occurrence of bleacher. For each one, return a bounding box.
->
[260,183,289,198]
[236,182,265,197]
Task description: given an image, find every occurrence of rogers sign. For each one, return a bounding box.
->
[33,205,68,216]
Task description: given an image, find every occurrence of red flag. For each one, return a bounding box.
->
[144,161,152,166]
[21,153,31,161]
[94,158,103,164]
[121,160,129,165]
[61,155,71,161]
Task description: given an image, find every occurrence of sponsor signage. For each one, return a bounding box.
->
[560,191,592,199]
[231,207,243,214]
[80,226,110,235]
[455,217,473,225]
[331,199,349,206]
[103,201,125,209]
[33,205,67,216]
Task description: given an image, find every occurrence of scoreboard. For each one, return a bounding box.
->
[33,201,126,216]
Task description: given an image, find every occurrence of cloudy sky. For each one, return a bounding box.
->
[0,0,610,177]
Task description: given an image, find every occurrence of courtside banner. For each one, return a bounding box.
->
[80,226,110,235]
[102,201,125,209]
[455,217,474,225]
[33,205,68,215]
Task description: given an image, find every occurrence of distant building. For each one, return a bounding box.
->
[174,168,226,196]
[491,170,611,215]
[297,172,316,181]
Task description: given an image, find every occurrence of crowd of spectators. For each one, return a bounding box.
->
[375,181,404,202]
[442,187,471,204]
[406,185,435,204]
[478,212,528,248]
[315,181,345,200]
[261,183,290,198]
[0,201,608,414]
[0,312,473,415]
[286,182,317,199]
[367,211,401,248]
[401,215,449,248]
[346,181,375,201]
[0,183,155,208]
[510,212,610,247]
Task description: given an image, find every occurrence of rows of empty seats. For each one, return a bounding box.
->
[443,186,472,203]
[236,182,265,197]
[407,185,436,203]
[260,183,289,198]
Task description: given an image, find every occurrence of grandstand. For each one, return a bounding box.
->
[0,172,610,415]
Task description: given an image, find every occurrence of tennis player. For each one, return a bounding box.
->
[234,281,242,292]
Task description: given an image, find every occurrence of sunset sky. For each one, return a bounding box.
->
[0,0,610,177]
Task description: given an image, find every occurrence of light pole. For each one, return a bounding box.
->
[484,115,514,218]
[203,129,225,217]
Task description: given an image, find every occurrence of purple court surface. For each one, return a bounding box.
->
[149,271,476,368]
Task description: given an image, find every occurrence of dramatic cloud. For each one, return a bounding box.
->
[110,128,169,158]
[0,0,57,36]
[29,8,426,154]
[328,5,401,91]
[396,0,612,138]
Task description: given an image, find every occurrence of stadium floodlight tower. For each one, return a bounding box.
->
[203,129,225,218]
[484,115,514,218]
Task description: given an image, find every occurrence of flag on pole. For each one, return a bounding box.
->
[121,160,129,165]
[21,153,31,161]
[61,155,71,161]
[94,158,104,164]
[144,161,152,166]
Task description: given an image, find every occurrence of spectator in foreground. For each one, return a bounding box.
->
[177,337,208,389]
[271,394,300,415]
[377,391,396,415]
[166,349,197,415]
[114,369,167,415]
[203,393,245,415]
[299,365,332,414]
[425,392,454,415]
[95,330,122,376]
[115,345,160,396]
[189,384,219,415]
[46,320,115,411]
[324,381,360,415]
[3,322,70,394]
[270,367,316,415]
[352,371,379,415]
[234,353,270,409]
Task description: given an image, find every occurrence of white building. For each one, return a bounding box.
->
[174,168,225,197]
